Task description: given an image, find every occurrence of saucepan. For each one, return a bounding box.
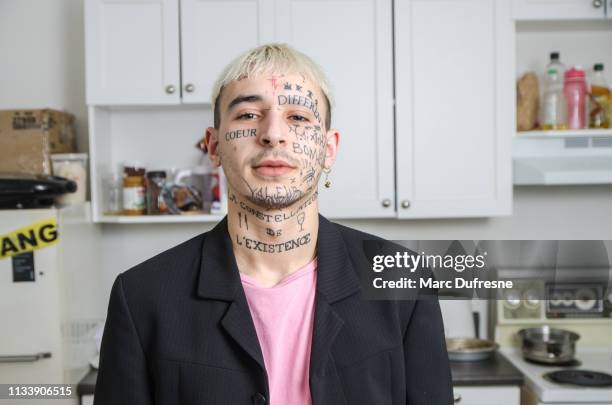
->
[517,326,580,364]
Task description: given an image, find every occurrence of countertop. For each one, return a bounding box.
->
[78,351,523,395]
[450,352,524,386]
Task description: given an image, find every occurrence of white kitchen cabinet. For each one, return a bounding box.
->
[394,0,514,218]
[276,0,396,218]
[180,0,275,103]
[512,0,607,20]
[453,386,520,405]
[85,0,181,105]
[86,0,272,106]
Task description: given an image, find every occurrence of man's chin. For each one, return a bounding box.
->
[245,186,304,211]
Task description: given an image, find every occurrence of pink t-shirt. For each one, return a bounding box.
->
[240,259,317,405]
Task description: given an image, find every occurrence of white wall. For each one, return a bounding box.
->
[2,0,612,320]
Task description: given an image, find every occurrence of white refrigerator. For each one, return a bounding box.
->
[0,208,81,405]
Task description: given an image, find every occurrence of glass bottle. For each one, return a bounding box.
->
[540,52,567,130]
[589,63,610,128]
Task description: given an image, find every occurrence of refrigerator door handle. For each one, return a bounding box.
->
[0,352,52,363]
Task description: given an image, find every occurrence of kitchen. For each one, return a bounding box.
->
[1,0,612,404]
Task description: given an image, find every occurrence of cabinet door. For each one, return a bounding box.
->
[276,0,395,218]
[452,386,520,405]
[85,0,181,105]
[512,0,606,20]
[180,0,275,103]
[394,0,513,218]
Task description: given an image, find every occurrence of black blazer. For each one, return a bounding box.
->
[94,215,453,405]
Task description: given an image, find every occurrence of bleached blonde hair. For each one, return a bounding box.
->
[211,43,333,130]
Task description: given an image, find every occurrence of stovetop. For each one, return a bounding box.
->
[501,347,612,403]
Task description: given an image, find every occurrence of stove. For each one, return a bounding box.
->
[544,370,612,387]
[502,347,612,404]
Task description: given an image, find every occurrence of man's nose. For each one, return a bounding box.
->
[258,112,288,147]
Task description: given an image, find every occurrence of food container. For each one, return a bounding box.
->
[50,153,88,206]
[122,163,146,215]
[518,326,580,364]
[145,171,167,215]
[446,338,498,362]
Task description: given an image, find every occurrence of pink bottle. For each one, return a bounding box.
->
[564,67,588,129]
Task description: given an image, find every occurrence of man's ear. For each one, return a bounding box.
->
[324,128,340,169]
[205,127,221,167]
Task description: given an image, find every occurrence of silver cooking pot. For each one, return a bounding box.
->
[518,326,580,364]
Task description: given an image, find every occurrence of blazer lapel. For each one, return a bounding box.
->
[309,216,362,404]
[196,217,266,373]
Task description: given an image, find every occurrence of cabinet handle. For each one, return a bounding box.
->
[453,392,462,403]
[165,85,176,94]
[401,200,411,209]
[0,352,51,363]
[592,0,603,7]
[185,83,195,93]
[381,199,391,208]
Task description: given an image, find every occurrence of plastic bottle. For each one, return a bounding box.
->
[589,63,610,128]
[540,52,567,130]
[564,67,588,130]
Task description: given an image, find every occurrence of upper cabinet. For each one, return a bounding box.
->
[85,0,273,105]
[180,0,275,103]
[512,0,608,20]
[85,0,181,105]
[394,0,514,218]
[275,0,396,218]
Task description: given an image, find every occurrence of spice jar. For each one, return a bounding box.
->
[145,170,167,215]
[122,164,146,215]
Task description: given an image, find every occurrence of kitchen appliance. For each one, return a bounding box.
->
[0,206,100,405]
[501,348,612,405]
[493,277,612,405]
[0,174,76,209]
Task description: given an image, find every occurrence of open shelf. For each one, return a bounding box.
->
[517,129,612,139]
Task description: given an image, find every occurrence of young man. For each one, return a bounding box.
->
[95,44,452,405]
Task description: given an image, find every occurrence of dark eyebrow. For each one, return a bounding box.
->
[226,94,263,113]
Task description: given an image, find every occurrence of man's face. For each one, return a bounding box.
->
[206,72,339,210]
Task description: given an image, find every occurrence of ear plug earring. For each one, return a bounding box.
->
[323,168,331,188]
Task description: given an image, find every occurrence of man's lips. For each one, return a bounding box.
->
[253,160,295,177]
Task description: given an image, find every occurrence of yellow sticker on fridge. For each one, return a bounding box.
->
[0,218,59,259]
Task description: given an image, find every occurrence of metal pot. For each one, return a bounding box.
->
[518,326,580,364]
[446,338,498,362]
